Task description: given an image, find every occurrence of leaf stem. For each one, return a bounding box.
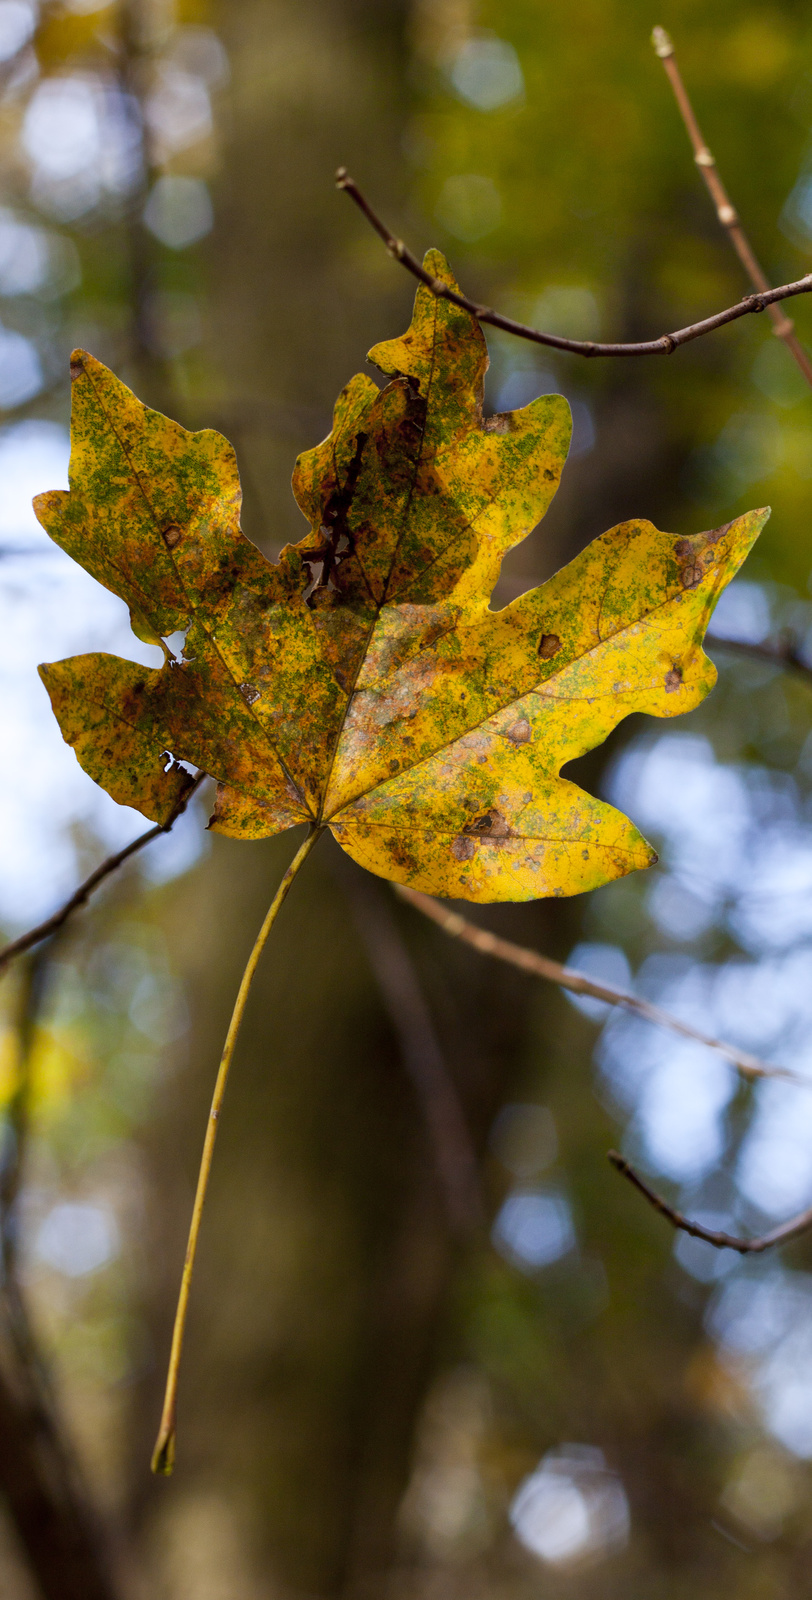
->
[151,823,323,1476]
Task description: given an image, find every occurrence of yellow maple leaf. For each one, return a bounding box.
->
[36,252,766,902]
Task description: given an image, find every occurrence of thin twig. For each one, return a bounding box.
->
[151,823,324,1476]
[0,771,206,978]
[706,631,812,684]
[336,168,812,360]
[333,853,482,1232]
[652,26,812,387]
[395,887,803,1088]
[608,1150,812,1253]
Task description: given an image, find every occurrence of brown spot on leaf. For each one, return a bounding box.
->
[163,525,182,550]
[664,666,683,692]
[506,717,531,744]
[463,807,512,838]
[538,633,562,660]
[680,563,701,589]
[673,538,692,559]
[239,683,261,705]
[69,356,84,383]
[451,835,476,861]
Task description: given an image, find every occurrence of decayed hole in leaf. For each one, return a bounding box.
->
[538,633,562,659]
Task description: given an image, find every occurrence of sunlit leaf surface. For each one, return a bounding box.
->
[36,253,766,901]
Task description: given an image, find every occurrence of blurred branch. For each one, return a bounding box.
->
[0,771,206,978]
[336,168,812,360]
[609,1150,812,1253]
[706,630,812,684]
[396,886,802,1087]
[0,944,120,1600]
[334,854,483,1233]
[652,26,812,387]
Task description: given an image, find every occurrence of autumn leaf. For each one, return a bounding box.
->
[36,253,766,903]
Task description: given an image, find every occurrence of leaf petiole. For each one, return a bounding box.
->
[151,822,324,1475]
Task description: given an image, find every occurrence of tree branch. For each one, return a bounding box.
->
[706,630,812,684]
[333,854,483,1233]
[395,886,803,1088]
[652,26,812,387]
[608,1150,812,1253]
[336,169,812,359]
[0,771,207,978]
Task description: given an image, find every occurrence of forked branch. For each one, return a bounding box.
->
[609,1150,812,1253]
[336,169,812,359]
[652,26,812,387]
[396,886,803,1088]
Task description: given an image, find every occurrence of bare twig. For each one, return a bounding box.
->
[0,771,206,978]
[609,1150,812,1253]
[706,630,812,684]
[336,168,812,360]
[652,26,812,387]
[334,854,483,1233]
[395,886,803,1088]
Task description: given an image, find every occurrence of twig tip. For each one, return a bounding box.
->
[651,25,674,57]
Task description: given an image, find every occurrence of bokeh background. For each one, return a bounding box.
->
[3,0,812,1595]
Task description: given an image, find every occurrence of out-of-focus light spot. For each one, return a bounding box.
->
[22,76,142,220]
[634,1042,735,1182]
[708,1270,812,1456]
[0,0,34,62]
[447,33,524,111]
[435,173,501,242]
[144,288,203,357]
[0,209,80,299]
[35,1201,119,1277]
[145,65,212,159]
[129,971,189,1045]
[0,210,50,295]
[569,398,595,457]
[167,26,230,88]
[492,1187,575,1271]
[24,77,101,178]
[736,1080,812,1217]
[647,875,715,941]
[563,942,631,1022]
[532,285,600,341]
[710,578,771,643]
[490,1103,557,1177]
[721,1445,802,1540]
[143,175,213,249]
[752,338,811,408]
[495,366,557,412]
[510,1446,630,1567]
[0,325,41,406]
[781,173,812,248]
[687,411,784,505]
